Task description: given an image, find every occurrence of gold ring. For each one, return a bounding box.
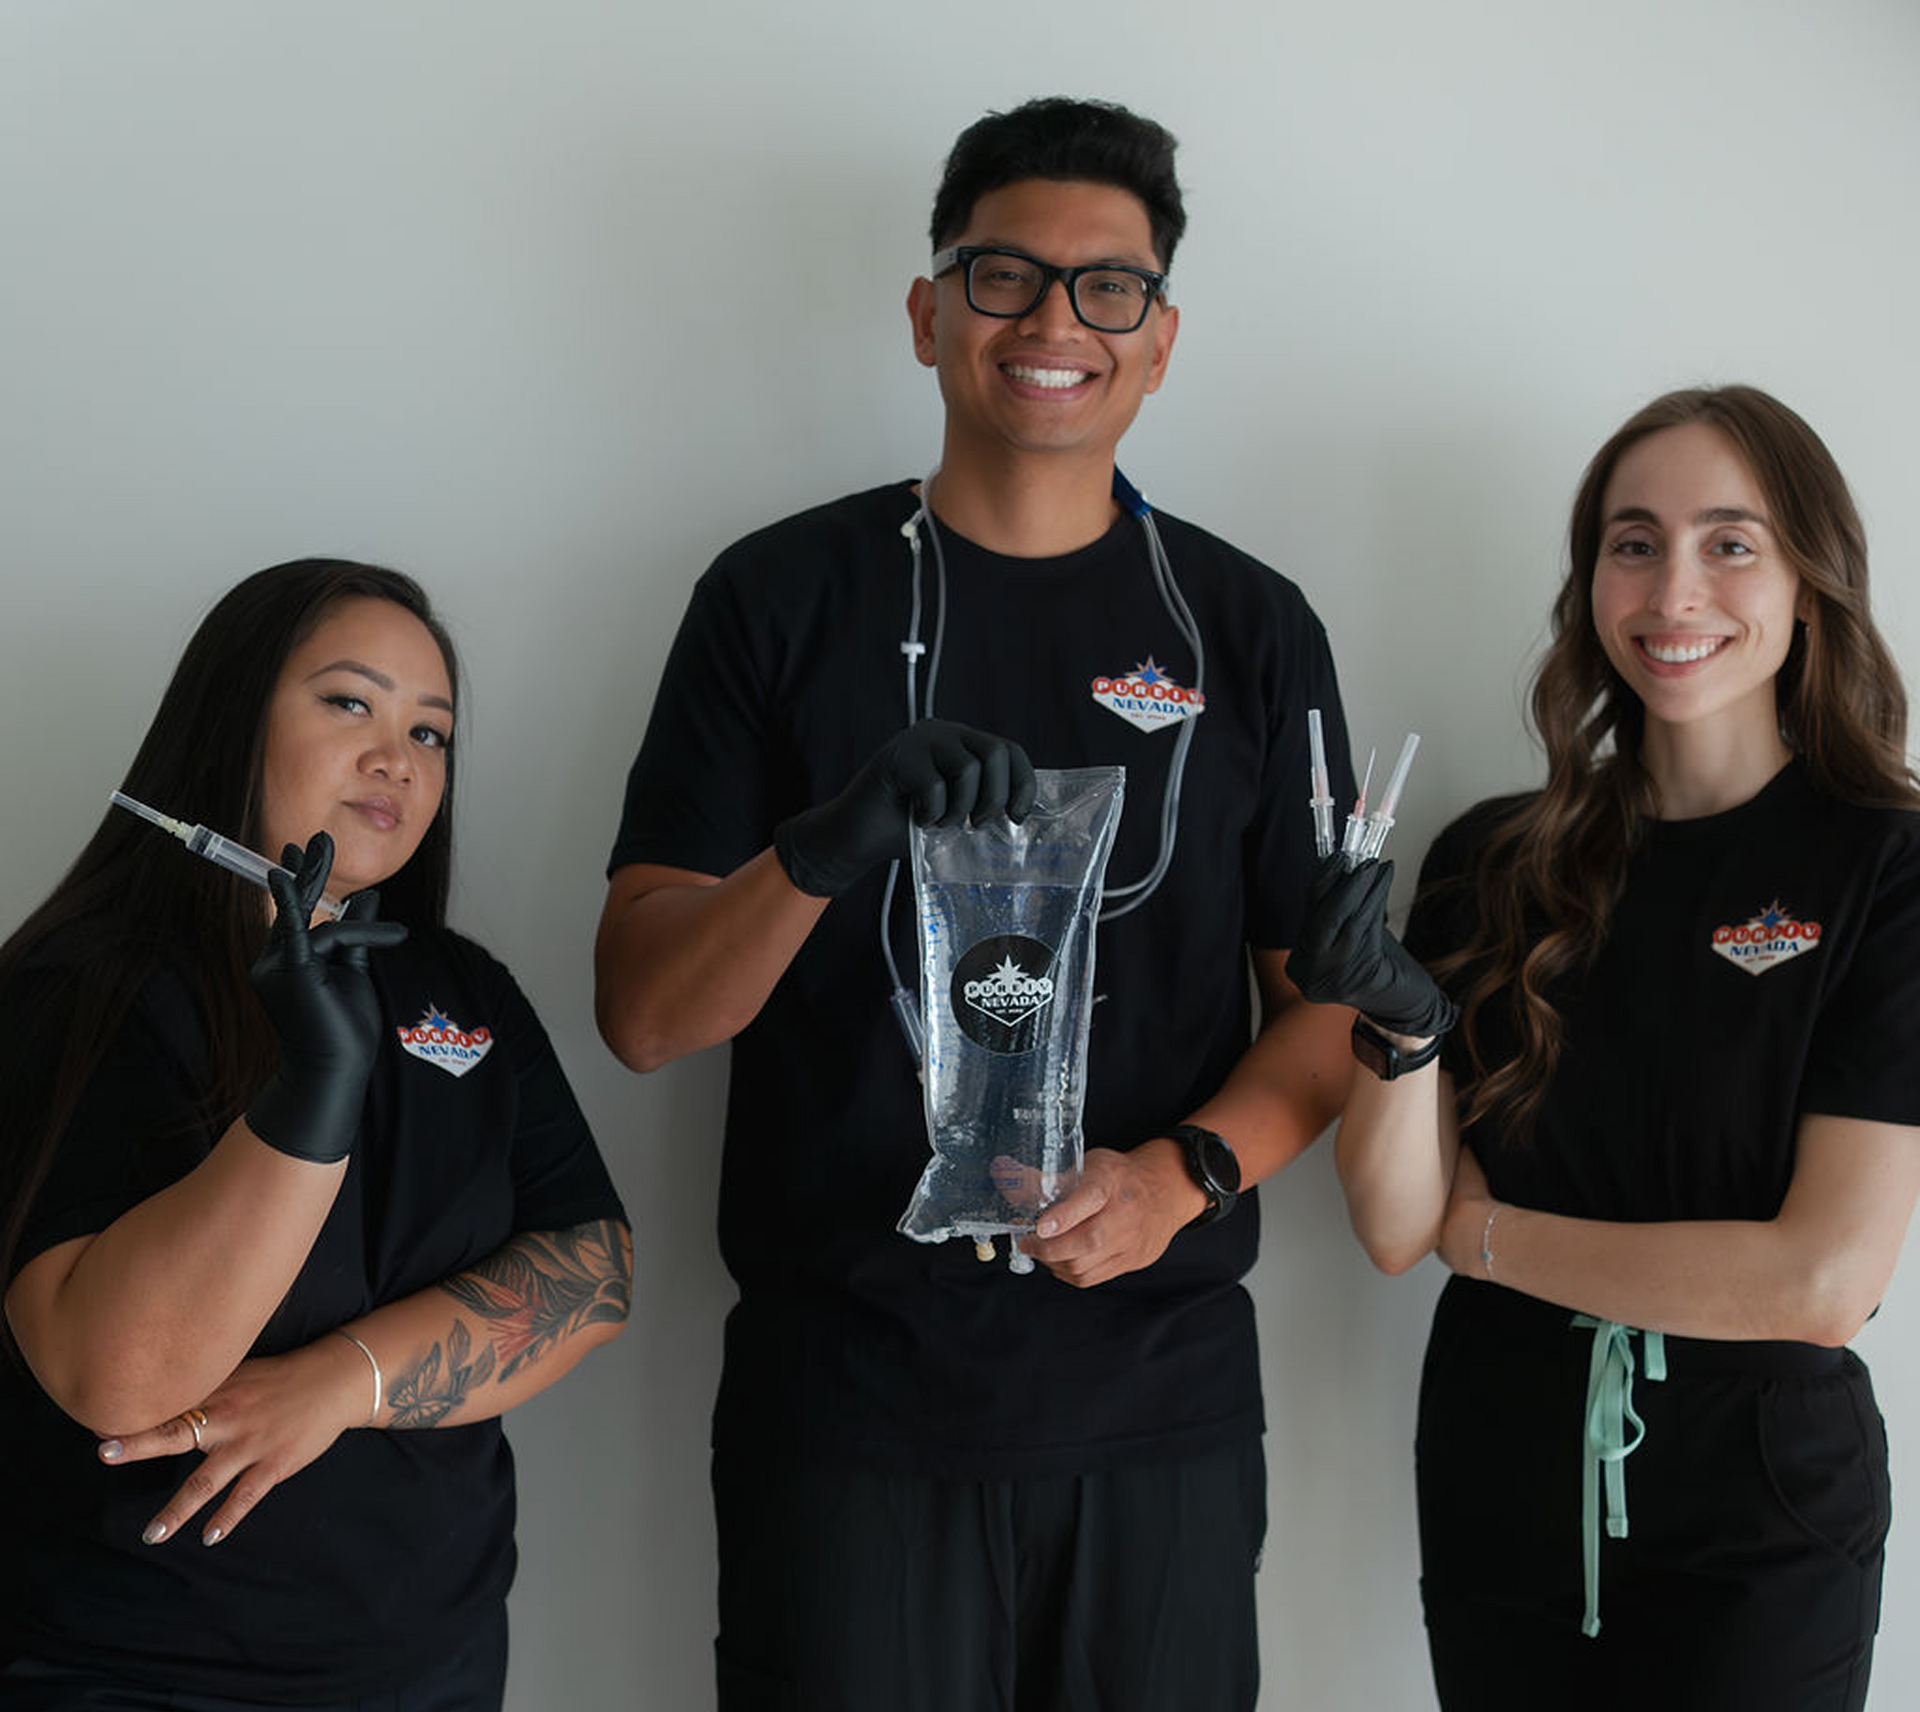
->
[182,1407,209,1450]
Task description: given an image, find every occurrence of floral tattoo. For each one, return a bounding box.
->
[386,1219,631,1428]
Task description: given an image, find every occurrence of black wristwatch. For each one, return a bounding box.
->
[1166,1123,1240,1226]
[1351,1016,1444,1081]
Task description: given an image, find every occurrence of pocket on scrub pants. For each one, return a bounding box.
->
[1755,1354,1892,1569]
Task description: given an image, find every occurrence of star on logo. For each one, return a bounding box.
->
[1132,658,1167,686]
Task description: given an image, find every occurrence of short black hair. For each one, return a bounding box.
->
[930,97,1186,270]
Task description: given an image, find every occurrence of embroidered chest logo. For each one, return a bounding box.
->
[396,1003,494,1077]
[1090,656,1204,734]
[1709,900,1823,977]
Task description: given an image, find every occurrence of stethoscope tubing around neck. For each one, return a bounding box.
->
[878,466,1206,995]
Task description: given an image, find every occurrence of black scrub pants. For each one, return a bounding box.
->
[1417,1278,1888,1712]
[712,1437,1266,1712]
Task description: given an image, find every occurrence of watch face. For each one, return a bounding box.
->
[1174,1125,1238,1200]
[1199,1132,1241,1194]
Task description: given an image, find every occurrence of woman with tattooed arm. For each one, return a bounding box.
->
[0,561,631,1710]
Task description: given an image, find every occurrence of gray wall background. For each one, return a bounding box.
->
[4,2,1918,1705]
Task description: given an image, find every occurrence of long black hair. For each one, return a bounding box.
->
[0,559,460,1306]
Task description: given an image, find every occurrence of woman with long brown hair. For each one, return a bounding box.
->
[1290,386,1920,1710]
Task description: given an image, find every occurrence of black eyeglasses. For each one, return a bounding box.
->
[930,245,1169,334]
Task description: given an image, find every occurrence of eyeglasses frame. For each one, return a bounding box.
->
[929,245,1170,334]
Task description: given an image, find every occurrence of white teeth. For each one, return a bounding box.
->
[1642,638,1726,664]
[1004,364,1090,389]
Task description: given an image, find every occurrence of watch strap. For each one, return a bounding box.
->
[1351,1016,1444,1081]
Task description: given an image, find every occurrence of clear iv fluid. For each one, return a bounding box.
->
[908,880,1089,1240]
[898,767,1124,1255]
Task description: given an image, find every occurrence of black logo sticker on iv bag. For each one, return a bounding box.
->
[951,935,1057,1055]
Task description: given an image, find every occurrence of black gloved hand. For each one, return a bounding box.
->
[1286,855,1458,1038]
[773,719,1038,899]
[245,834,408,1164]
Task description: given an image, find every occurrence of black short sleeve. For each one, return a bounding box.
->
[1242,609,1353,952]
[1799,816,1920,1126]
[609,567,775,880]
[1403,799,1523,1087]
[7,968,216,1282]
[494,961,628,1233]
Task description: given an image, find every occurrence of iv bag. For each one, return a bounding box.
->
[897,767,1125,1259]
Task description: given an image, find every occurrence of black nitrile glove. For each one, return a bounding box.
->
[773,719,1038,899]
[1287,855,1458,1038]
[245,834,408,1164]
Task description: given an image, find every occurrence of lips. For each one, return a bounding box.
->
[1636,635,1729,665]
[344,796,401,831]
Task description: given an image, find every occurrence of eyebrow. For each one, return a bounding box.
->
[1605,505,1772,530]
[305,658,455,714]
[975,241,1162,271]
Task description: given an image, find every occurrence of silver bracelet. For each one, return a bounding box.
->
[1480,1204,1499,1281]
[333,1329,382,1426]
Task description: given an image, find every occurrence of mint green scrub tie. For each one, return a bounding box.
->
[1569,1316,1667,1637]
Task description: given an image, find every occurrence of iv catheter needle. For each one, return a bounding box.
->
[1341,749,1375,863]
[1359,733,1422,860]
[1307,707,1335,859]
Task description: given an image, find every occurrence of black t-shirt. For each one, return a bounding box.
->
[611,480,1351,1476]
[1405,761,1920,1220]
[0,927,627,1699]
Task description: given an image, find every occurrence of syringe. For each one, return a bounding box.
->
[108,790,349,920]
[1307,707,1335,860]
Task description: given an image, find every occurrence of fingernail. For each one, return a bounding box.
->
[142,1521,168,1545]
[203,1527,223,1545]
[99,1440,123,1462]
[1036,1218,1057,1237]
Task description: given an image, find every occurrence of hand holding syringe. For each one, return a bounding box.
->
[109,790,350,919]
[1291,715,1456,1044]
[1308,711,1420,866]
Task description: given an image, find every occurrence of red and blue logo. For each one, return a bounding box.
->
[1091,656,1204,734]
[396,1003,494,1077]
[1710,900,1822,977]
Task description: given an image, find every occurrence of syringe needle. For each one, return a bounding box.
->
[109,789,185,837]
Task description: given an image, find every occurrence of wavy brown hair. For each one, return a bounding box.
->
[1434,385,1918,1140]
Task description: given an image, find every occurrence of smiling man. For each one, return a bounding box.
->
[597,98,1356,1711]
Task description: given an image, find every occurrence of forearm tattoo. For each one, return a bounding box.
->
[386,1321,496,1429]
[385,1219,631,1430]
